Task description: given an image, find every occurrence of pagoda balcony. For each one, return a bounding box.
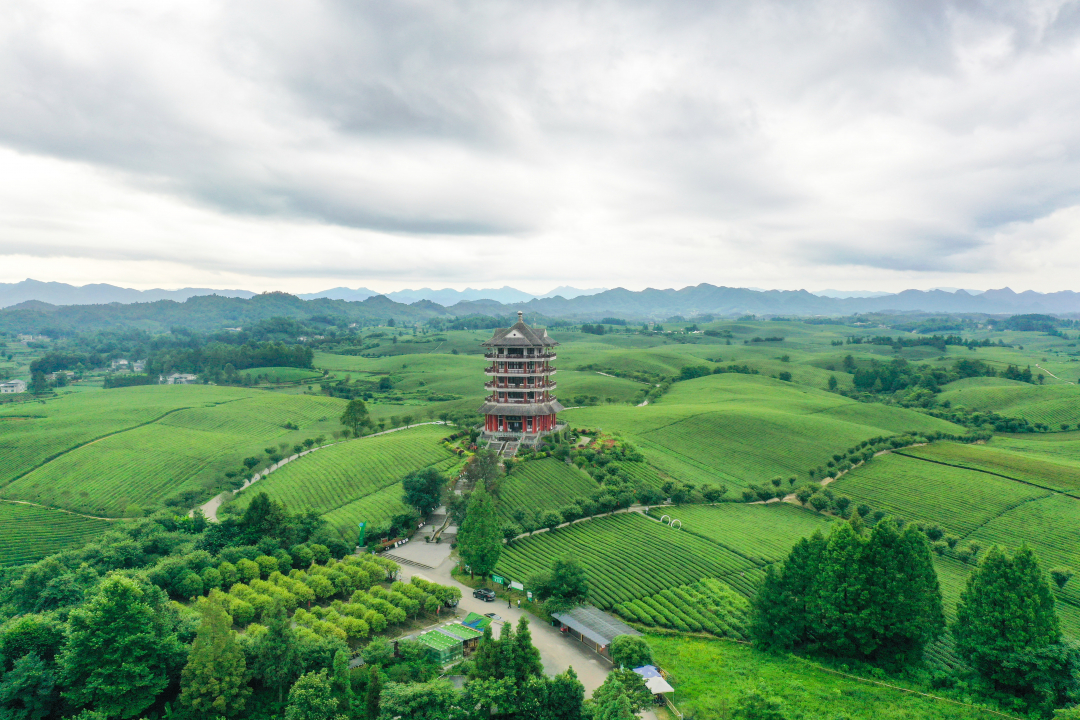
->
[484,351,556,361]
[486,395,556,404]
[485,381,556,392]
[484,366,556,376]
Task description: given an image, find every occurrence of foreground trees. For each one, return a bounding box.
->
[953,546,1078,713]
[180,592,250,717]
[458,485,501,579]
[751,520,944,665]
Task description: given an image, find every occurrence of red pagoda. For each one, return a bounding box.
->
[479,311,565,446]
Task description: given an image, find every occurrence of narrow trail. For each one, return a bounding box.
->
[1035,364,1074,384]
[0,498,123,522]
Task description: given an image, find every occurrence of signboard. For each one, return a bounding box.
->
[510,581,524,591]
[357,521,367,547]
[491,574,506,585]
[527,591,533,601]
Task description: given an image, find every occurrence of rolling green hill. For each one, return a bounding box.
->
[0,386,345,516]
[495,458,599,523]
[938,377,1080,428]
[565,373,962,489]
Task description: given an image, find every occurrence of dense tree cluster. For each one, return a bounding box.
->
[751,520,945,666]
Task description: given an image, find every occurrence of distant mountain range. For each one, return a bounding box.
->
[0,279,607,309]
[0,279,255,308]
[2,281,1080,333]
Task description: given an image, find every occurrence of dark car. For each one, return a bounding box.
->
[473,588,497,602]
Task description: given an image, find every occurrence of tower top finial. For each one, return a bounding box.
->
[517,310,523,323]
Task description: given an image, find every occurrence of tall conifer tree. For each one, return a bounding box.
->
[179,592,250,717]
[458,485,502,579]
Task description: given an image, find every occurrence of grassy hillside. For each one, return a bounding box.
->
[495,458,599,523]
[0,502,113,566]
[565,373,962,489]
[0,387,344,516]
[227,425,455,542]
[938,377,1080,428]
[650,635,1007,720]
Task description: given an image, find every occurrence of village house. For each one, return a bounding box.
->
[160,373,198,385]
[0,379,27,394]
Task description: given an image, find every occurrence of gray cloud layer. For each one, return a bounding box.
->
[2,0,1080,291]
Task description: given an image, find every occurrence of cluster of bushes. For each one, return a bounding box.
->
[614,578,749,640]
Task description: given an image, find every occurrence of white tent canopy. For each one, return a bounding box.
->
[633,665,674,694]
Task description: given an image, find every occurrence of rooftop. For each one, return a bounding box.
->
[482,312,558,348]
[552,604,640,647]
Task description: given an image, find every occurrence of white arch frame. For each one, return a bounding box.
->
[670,519,682,530]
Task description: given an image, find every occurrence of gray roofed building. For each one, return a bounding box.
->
[551,604,640,659]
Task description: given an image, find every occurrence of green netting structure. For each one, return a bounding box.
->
[441,623,484,641]
[418,628,464,664]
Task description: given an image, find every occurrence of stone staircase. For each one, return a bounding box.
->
[382,552,435,570]
[501,441,519,458]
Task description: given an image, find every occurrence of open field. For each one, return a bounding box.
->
[494,512,760,607]
[0,387,345,516]
[829,452,1051,537]
[0,502,113,566]
[649,634,1007,720]
[228,424,455,541]
[495,458,598,523]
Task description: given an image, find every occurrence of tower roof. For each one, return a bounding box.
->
[481,311,558,348]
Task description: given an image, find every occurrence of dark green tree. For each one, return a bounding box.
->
[511,616,544,686]
[251,600,303,703]
[457,484,501,579]
[340,399,371,435]
[609,635,653,670]
[461,449,502,492]
[589,669,652,715]
[402,467,444,516]
[284,670,340,720]
[0,653,57,720]
[60,575,183,719]
[331,649,351,715]
[470,624,502,681]
[179,592,251,717]
[953,545,1075,707]
[546,667,586,720]
[364,666,381,720]
[547,557,590,609]
[376,679,459,719]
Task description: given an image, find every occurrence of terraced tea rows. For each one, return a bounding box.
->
[496,458,598,522]
[0,502,112,566]
[654,503,834,563]
[829,453,1050,537]
[229,425,454,539]
[494,512,759,608]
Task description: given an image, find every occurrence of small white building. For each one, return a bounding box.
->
[0,379,27,394]
[161,373,198,385]
[111,359,129,370]
[132,360,146,372]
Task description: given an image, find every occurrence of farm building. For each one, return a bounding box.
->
[479,311,565,453]
[438,622,485,656]
[461,612,493,631]
[0,379,26,394]
[161,373,198,385]
[417,626,466,664]
[551,604,640,660]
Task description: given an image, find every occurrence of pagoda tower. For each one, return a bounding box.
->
[479,311,564,442]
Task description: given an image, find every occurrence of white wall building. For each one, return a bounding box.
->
[0,379,27,394]
[161,373,198,385]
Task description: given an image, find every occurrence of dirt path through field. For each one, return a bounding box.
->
[0,498,122,522]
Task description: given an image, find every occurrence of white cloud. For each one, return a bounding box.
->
[1,0,1079,293]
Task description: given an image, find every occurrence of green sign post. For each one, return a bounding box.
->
[357,521,367,548]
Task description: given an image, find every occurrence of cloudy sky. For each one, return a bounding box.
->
[2,0,1080,294]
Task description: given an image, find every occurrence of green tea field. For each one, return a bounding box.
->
[227,424,455,541]
[496,458,599,523]
[0,386,345,516]
[0,502,113,566]
[938,376,1080,428]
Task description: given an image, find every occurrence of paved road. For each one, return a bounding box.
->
[392,542,613,694]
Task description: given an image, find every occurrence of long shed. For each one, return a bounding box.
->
[551,604,640,659]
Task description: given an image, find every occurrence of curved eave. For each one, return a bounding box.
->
[477,400,566,416]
